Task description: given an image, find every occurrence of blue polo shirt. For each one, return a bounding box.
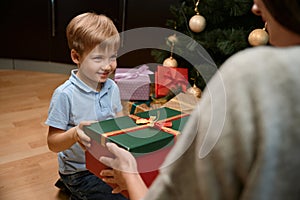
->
[45,69,122,174]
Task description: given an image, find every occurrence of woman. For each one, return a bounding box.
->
[99,0,300,199]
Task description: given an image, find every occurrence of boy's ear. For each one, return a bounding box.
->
[71,49,80,64]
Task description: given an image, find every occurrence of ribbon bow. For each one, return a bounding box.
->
[163,69,188,92]
[135,111,173,130]
[115,64,153,80]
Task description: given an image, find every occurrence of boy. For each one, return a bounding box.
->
[45,12,127,200]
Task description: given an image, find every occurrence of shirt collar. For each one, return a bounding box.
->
[69,69,112,94]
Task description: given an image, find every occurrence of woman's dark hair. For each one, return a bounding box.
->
[262,0,300,34]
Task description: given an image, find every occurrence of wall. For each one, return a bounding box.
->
[0,58,75,74]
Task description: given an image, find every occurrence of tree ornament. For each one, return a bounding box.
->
[248,22,269,46]
[163,57,178,67]
[167,34,178,44]
[163,34,178,67]
[187,83,201,98]
[187,77,201,98]
[189,0,206,33]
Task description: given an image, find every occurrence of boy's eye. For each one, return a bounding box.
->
[92,54,117,63]
[110,55,117,61]
[93,56,104,61]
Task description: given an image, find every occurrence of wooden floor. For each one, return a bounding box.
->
[0,70,70,200]
[0,69,199,200]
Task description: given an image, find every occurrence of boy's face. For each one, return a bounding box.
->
[76,45,118,90]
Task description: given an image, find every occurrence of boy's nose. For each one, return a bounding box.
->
[101,61,112,71]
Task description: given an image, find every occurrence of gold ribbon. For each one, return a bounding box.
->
[100,112,189,146]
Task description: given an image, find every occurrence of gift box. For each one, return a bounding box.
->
[114,65,153,100]
[83,107,189,189]
[128,100,151,114]
[121,100,151,115]
[155,66,189,98]
[163,92,200,114]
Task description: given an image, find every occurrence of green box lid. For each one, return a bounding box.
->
[83,107,189,154]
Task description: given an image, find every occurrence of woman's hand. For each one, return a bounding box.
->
[99,142,137,193]
[99,142,138,173]
[100,143,148,200]
[100,169,128,193]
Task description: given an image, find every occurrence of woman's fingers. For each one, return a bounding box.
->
[99,156,115,168]
[100,169,114,177]
[106,142,124,155]
[102,177,117,184]
[112,186,123,194]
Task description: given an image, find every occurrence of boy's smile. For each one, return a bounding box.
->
[97,71,110,81]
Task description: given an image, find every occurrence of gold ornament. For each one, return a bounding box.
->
[187,78,201,98]
[163,34,178,67]
[189,0,206,33]
[163,57,178,67]
[189,14,206,33]
[187,84,201,98]
[248,23,269,46]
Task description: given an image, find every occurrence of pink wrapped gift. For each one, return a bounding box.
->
[114,65,153,100]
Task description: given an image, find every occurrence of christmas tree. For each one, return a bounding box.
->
[152,0,263,90]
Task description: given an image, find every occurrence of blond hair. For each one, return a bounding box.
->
[66,12,120,56]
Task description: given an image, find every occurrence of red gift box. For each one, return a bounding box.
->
[155,66,189,98]
[114,65,153,100]
[84,107,190,195]
[86,141,172,187]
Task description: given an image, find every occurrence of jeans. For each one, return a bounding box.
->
[60,171,128,200]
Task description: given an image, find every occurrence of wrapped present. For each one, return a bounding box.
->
[128,100,151,114]
[163,92,200,114]
[121,99,157,115]
[83,107,189,189]
[115,65,153,100]
[155,66,189,98]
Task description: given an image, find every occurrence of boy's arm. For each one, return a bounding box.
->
[47,121,93,152]
[47,126,77,152]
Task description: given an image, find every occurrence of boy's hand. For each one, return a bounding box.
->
[74,121,95,150]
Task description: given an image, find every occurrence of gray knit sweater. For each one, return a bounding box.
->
[144,46,300,200]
